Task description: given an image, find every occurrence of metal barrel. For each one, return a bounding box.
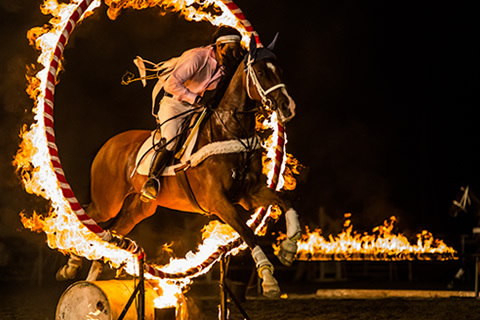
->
[55,280,161,320]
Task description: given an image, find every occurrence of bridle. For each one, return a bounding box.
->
[245,53,285,110]
[210,49,289,146]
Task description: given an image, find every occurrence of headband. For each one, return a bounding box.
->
[216,35,241,44]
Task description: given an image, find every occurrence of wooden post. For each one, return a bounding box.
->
[219,256,229,320]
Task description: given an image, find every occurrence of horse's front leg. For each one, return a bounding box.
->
[243,188,302,267]
[277,207,302,267]
[210,198,281,298]
[250,244,281,298]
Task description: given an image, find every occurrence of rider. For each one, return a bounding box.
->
[140,26,245,201]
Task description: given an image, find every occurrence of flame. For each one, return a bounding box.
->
[274,214,457,261]
[281,153,305,191]
[104,0,252,46]
[15,0,285,312]
[257,112,304,192]
[257,112,286,190]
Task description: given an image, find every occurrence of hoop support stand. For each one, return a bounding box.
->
[118,252,146,320]
[219,254,251,320]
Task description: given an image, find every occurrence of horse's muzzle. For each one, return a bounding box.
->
[277,92,296,123]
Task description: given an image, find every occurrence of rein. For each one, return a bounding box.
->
[209,53,286,152]
[211,109,259,152]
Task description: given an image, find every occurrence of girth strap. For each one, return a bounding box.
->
[174,162,210,215]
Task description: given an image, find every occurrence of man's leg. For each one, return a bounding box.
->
[140,97,185,201]
[140,148,173,201]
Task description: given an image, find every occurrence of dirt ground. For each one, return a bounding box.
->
[190,282,480,320]
[1,279,480,320]
[1,255,479,320]
[195,297,480,320]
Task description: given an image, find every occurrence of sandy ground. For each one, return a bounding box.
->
[1,279,479,320]
[1,255,479,319]
[196,296,480,320]
[190,282,480,320]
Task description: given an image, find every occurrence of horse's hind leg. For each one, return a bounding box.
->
[84,194,157,281]
[56,192,129,281]
[55,254,83,281]
[59,193,155,282]
[109,193,157,236]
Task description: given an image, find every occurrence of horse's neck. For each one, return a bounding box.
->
[199,62,255,146]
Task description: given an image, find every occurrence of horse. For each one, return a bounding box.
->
[448,185,480,288]
[56,37,302,298]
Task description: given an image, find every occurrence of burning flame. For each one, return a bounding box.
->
[15,0,285,312]
[260,112,287,190]
[257,112,305,192]
[274,214,457,261]
[104,0,253,46]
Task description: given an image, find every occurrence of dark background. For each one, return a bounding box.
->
[0,0,478,287]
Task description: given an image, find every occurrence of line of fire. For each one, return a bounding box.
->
[274,214,457,262]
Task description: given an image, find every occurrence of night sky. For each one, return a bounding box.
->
[0,0,478,260]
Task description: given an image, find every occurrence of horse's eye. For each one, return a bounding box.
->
[256,70,264,77]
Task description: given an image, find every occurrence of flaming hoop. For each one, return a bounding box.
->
[15,0,288,308]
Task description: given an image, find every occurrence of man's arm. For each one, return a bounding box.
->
[163,49,204,105]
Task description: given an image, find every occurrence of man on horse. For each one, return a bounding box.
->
[140,26,245,201]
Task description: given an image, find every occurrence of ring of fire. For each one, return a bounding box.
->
[16,0,288,292]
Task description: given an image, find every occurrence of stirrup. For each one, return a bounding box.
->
[140,177,160,202]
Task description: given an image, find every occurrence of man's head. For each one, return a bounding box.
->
[212,26,243,67]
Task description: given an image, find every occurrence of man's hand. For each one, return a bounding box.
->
[196,90,217,106]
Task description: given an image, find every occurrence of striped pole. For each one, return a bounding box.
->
[42,0,111,240]
[222,0,261,45]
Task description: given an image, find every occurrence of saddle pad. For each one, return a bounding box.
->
[135,130,161,176]
[134,128,198,177]
[134,132,261,177]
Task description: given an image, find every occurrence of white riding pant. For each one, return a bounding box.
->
[157,96,199,151]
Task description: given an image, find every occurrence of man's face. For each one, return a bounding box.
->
[215,41,241,67]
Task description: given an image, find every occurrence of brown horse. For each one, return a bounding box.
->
[57,39,301,297]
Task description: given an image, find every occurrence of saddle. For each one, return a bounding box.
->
[134,113,199,177]
[134,111,261,213]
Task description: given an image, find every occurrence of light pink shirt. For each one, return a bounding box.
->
[163,45,225,105]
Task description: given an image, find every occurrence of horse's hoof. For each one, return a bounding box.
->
[55,265,79,281]
[86,261,103,281]
[262,286,282,299]
[277,239,297,267]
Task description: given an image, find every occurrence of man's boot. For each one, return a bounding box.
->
[140,149,173,202]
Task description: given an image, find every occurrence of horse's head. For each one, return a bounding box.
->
[243,35,296,123]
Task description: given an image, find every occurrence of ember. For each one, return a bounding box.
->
[273,214,457,261]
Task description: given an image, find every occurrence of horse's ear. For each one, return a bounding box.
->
[267,32,279,51]
[249,34,257,53]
